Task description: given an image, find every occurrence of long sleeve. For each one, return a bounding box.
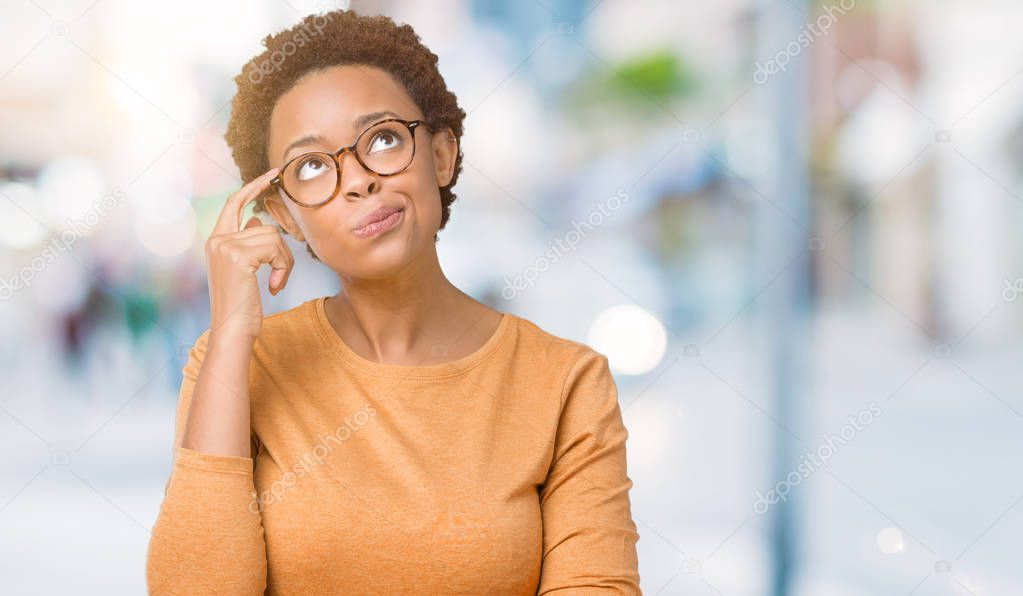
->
[537,350,642,595]
[145,329,268,595]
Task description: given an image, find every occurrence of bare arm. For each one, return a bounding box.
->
[180,330,258,458]
[181,166,292,458]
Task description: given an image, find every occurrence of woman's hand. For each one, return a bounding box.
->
[205,168,294,344]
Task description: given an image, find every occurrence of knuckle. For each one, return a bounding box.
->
[225,245,246,264]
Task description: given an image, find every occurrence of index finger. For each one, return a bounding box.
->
[212,167,280,235]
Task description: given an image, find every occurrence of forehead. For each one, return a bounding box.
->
[267,65,422,158]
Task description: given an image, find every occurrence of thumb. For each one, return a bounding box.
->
[243,215,262,230]
[269,268,287,293]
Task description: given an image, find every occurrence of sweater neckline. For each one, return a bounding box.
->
[310,296,513,379]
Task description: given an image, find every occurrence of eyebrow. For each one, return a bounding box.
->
[280,110,403,161]
[353,110,401,130]
[281,134,331,160]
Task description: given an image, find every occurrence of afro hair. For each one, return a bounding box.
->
[224,10,466,255]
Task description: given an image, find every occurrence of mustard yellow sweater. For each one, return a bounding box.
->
[146,297,641,594]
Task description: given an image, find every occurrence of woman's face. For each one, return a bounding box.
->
[264,65,457,279]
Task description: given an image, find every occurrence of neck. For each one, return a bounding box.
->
[326,244,478,362]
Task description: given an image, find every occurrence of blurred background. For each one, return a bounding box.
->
[2,0,1022,594]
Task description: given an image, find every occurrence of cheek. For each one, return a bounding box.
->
[281,200,346,252]
[284,204,306,234]
[405,169,444,229]
[300,203,355,245]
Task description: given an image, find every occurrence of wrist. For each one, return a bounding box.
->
[207,326,257,353]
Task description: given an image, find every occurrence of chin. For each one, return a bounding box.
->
[324,231,423,280]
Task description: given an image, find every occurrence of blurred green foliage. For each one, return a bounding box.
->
[569,48,697,113]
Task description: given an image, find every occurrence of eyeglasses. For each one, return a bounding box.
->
[270,118,429,208]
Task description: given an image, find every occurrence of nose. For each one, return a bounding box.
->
[337,149,378,199]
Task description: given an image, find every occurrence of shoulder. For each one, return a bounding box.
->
[511,316,622,440]
[258,297,320,337]
[251,297,323,364]
[509,313,613,385]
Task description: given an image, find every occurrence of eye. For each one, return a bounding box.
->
[295,155,332,181]
[368,130,401,154]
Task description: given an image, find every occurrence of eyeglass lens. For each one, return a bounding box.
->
[280,120,414,206]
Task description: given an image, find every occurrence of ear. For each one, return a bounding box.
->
[430,127,458,188]
[264,192,306,241]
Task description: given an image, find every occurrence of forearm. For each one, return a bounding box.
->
[147,444,268,595]
[180,331,255,458]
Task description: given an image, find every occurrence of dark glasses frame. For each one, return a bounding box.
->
[270,118,430,208]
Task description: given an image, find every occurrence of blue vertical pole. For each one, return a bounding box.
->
[754,2,811,595]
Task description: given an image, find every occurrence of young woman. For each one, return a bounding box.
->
[146,10,640,594]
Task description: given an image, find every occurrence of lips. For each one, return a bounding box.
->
[352,205,403,232]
